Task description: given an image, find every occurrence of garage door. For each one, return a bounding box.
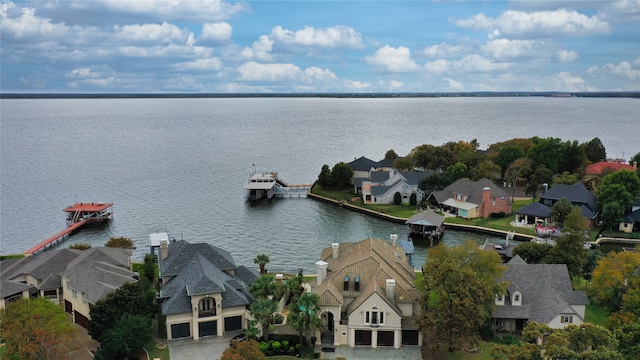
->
[377,331,394,346]
[224,316,242,332]
[401,330,419,345]
[354,330,372,345]
[171,323,191,339]
[64,300,73,314]
[199,320,217,337]
[74,311,89,329]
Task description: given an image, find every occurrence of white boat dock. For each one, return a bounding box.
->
[244,171,311,201]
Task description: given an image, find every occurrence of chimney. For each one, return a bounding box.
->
[160,239,168,261]
[332,243,339,259]
[316,260,328,284]
[386,279,396,302]
[482,187,491,217]
[634,162,638,170]
[275,274,284,284]
[390,234,398,247]
[542,183,548,194]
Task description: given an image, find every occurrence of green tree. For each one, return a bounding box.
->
[221,339,266,360]
[288,293,321,347]
[384,149,398,160]
[393,191,402,205]
[544,207,588,279]
[69,242,92,250]
[88,281,158,343]
[512,242,552,264]
[330,162,354,189]
[249,298,279,341]
[601,201,628,232]
[254,253,270,274]
[495,145,526,176]
[409,144,437,170]
[583,249,603,282]
[317,164,331,187]
[590,251,640,311]
[582,137,607,164]
[284,273,304,304]
[553,171,580,185]
[142,253,157,283]
[94,314,152,360]
[0,297,76,360]
[550,198,573,227]
[444,162,468,182]
[629,152,640,167]
[526,165,553,199]
[409,192,417,206]
[250,274,278,300]
[559,140,586,174]
[392,157,414,171]
[505,157,531,201]
[105,236,136,250]
[527,137,563,174]
[420,241,505,352]
[600,169,640,198]
[420,172,451,192]
[597,182,634,231]
[470,160,501,182]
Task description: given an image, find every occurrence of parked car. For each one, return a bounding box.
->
[229,333,247,347]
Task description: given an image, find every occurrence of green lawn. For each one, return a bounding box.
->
[586,304,610,327]
[442,341,497,360]
[145,339,169,360]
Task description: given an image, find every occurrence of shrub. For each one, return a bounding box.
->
[410,193,417,206]
[272,341,281,352]
[259,341,269,353]
[491,211,506,218]
[394,192,402,205]
[282,340,289,350]
[295,343,302,352]
[288,346,295,353]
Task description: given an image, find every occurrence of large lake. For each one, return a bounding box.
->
[1,97,638,273]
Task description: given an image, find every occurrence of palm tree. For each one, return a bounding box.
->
[250,274,278,300]
[249,298,278,342]
[254,254,270,274]
[288,293,321,347]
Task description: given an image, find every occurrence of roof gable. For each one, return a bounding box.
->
[349,156,378,171]
[431,178,507,205]
[540,182,596,210]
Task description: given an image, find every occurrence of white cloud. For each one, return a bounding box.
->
[95,0,248,22]
[423,42,469,58]
[424,59,450,73]
[589,61,640,80]
[199,22,232,44]
[598,0,640,23]
[556,49,579,63]
[364,45,420,72]
[389,80,403,89]
[174,58,223,71]
[444,78,464,91]
[237,62,302,81]
[271,25,363,49]
[455,54,512,72]
[1,6,68,41]
[240,35,274,61]
[343,79,371,90]
[114,22,190,44]
[556,72,589,91]
[304,67,337,81]
[453,9,611,38]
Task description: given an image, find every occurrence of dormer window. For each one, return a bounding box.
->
[344,276,350,291]
[495,294,505,306]
[354,276,360,291]
[456,194,462,200]
[512,291,522,306]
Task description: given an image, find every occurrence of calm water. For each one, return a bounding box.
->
[1,97,638,273]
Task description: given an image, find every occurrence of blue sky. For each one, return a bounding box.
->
[1,0,639,93]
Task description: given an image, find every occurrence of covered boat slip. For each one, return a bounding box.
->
[244,171,310,201]
[406,210,445,239]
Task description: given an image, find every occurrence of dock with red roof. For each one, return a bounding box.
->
[24,202,113,255]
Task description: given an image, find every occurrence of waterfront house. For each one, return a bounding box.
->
[619,199,640,233]
[361,170,426,205]
[492,255,588,333]
[1,247,137,329]
[584,160,637,190]
[406,210,445,239]
[515,202,552,225]
[427,178,511,219]
[538,181,598,228]
[310,238,422,348]
[158,239,258,340]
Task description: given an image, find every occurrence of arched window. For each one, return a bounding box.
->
[343,275,350,291]
[354,276,360,291]
[199,297,216,317]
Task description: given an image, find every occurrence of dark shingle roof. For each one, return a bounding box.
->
[406,210,444,227]
[540,182,597,211]
[430,178,508,205]
[398,171,432,186]
[492,255,588,324]
[159,241,256,316]
[516,202,551,217]
[349,156,378,171]
[623,209,640,223]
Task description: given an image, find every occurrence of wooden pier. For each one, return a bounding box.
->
[24,202,113,255]
[244,171,310,201]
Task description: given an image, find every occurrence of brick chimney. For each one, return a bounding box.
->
[482,187,491,218]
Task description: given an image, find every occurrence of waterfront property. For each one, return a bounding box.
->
[1,247,137,328]
[244,171,310,201]
[157,238,259,340]
[427,178,511,219]
[538,181,598,229]
[406,210,444,240]
[492,255,588,333]
[619,198,640,233]
[310,238,422,349]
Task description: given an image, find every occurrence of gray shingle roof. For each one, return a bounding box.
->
[406,210,444,227]
[159,241,256,316]
[516,202,551,218]
[349,156,378,171]
[492,255,588,324]
[540,182,597,212]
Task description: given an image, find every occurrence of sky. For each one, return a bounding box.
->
[1,0,639,93]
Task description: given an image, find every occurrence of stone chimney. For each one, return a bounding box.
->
[316,260,328,284]
[386,279,396,302]
[160,239,168,261]
[332,243,339,260]
[390,234,398,247]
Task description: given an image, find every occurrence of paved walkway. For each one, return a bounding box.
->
[318,345,422,360]
[69,324,99,360]
[169,331,242,360]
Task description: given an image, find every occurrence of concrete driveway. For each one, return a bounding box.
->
[168,331,242,360]
[319,345,423,360]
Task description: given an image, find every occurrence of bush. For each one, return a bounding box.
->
[259,341,269,353]
[295,343,302,352]
[272,341,281,352]
[394,192,402,205]
[289,346,295,353]
[410,193,417,206]
[491,211,506,218]
[495,334,520,345]
[282,340,289,350]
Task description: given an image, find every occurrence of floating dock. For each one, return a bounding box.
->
[24,202,113,255]
[244,171,310,201]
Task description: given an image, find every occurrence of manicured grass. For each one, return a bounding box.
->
[586,304,610,327]
[442,341,496,360]
[145,339,170,360]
